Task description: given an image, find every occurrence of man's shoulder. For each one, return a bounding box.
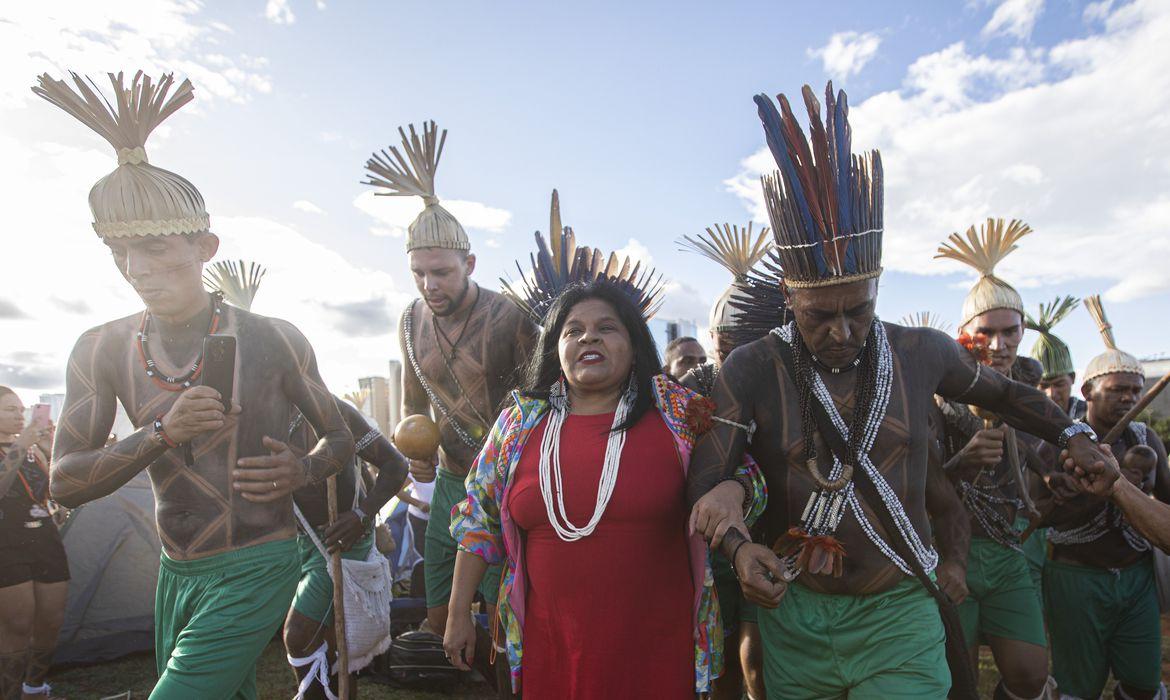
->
[482,287,529,321]
[72,312,141,352]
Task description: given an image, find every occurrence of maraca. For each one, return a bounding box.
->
[393,414,441,462]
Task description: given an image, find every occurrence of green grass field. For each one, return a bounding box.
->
[47,625,1170,699]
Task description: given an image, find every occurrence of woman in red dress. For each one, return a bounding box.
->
[443,255,766,698]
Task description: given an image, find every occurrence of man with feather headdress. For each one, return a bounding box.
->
[33,72,354,699]
[1037,295,1169,700]
[362,125,538,697]
[684,82,1116,699]
[932,220,1061,700]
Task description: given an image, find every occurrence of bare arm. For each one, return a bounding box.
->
[399,306,431,420]
[1150,431,1170,505]
[50,329,167,508]
[335,400,409,516]
[932,330,1071,444]
[276,322,353,484]
[686,343,760,506]
[926,414,970,569]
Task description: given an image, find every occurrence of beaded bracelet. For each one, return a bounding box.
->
[152,416,179,448]
[729,536,752,579]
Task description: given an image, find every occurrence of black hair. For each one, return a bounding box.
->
[521,280,661,432]
[662,336,701,375]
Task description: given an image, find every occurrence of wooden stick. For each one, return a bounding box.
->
[1021,369,1170,542]
[326,475,350,699]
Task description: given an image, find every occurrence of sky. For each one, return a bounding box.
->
[1,0,1168,404]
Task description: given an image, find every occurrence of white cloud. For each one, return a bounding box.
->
[293,199,326,215]
[726,0,1170,303]
[265,0,295,24]
[1084,0,1115,23]
[982,0,1045,40]
[615,238,654,268]
[353,190,512,240]
[808,31,883,79]
[0,0,273,107]
[315,0,327,9]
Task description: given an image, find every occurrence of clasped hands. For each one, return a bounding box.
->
[690,480,787,609]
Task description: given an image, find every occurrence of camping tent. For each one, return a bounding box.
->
[55,471,160,664]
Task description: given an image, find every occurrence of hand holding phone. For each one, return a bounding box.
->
[201,335,236,412]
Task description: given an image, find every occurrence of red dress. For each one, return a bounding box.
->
[505,410,694,699]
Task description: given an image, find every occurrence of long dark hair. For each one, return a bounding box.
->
[521,280,661,432]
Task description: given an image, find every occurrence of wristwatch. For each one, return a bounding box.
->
[351,505,372,529]
[1057,422,1098,451]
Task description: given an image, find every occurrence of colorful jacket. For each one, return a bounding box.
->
[450,374,767,693]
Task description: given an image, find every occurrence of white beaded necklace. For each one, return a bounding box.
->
[539,380,634,542]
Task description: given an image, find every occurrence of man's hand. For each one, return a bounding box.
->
[324,511,367,553]
[161,386,227,443]
[1061,435,1119,495]
[689,479,747,549]
[234,436,305,503]
[955,428,1004,474]
[442,611,477,671]
[733,542,788,609]
[935,559,969,604]
[36,420,55,454]
[1044,472,1083,502]
[409,455,437,483]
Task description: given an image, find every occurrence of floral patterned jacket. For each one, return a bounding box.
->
[450,374,768,693]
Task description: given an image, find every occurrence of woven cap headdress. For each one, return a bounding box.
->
[32,71,208,239]
[502,190,664,324]
[362,121,469,252]
[678,222,772,332]
[1083,295,1144,382]
[935,218,1032,326]
[1024,296,1078,381]
[754,82,884,289]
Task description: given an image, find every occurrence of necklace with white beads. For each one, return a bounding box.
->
[539,381,634,542]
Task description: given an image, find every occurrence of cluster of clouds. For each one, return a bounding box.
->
[733,0,1170,305]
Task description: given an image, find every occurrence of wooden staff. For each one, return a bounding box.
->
[1021,369,1170,542]
[326,475,350,699]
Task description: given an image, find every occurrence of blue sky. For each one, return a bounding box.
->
[1,0,1167,401]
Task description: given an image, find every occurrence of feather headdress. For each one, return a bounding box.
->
[678,222,772,332]
[935,218,1032,326]
[1024,296,1078,381]
[203,260,267,311]
[899,311,952,335]
[754,82,884,288]
[502,190,664,324]
[1083,295,1144,382]
[32,71,207,239]
[362,121,469,252]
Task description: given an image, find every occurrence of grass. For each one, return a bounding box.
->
[48,639,494,700]
[47,619,1170,698]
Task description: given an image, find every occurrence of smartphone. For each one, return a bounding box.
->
[201,335,236,411]
[31,403,50,425]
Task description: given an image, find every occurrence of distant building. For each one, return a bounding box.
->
[1141,356,1170,417]
[358,376,391,435]
[388,359,403,430]
[648,317,700,354]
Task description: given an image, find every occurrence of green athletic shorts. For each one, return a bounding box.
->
[427,467,502,608]
[1015,515,1046,601]
[153,538,299,699]
[713,551,758,637]
[1043,557,1163,698]
[956,537,1048,648]
[758,577,950,699]
[292,528,374,623]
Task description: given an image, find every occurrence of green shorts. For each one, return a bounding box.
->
[1043,557,1163,698]
[758,578,950,699]
[292,528,374,624]
[153,538,300,700]
[1014,515,1046,600]
[956,537,1048,648]
[713,552,758,637]
[427,467,502,608]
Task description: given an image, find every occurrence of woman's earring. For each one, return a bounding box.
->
[550,372,569,412]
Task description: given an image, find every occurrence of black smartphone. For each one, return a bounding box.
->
[201,335,236,411]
